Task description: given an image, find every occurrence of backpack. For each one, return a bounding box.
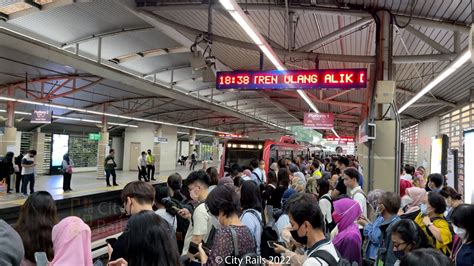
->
[320,194,336,234]
[427,216,454,256]
[311,249,358,266]
[229,226,261,266]
[191,153,196,160]
[242,209,279,259]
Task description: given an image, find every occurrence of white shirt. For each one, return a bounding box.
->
[182,203,213,256]
[400,174,413,181]
[21,155,35,175]
[303,239,340,266]
[137,155,146,168]
[319,193,333,225]
[350,186,367,229]
[240,210,262,255]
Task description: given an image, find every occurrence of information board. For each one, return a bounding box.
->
[216,69,367,90]
[304,113,334,130]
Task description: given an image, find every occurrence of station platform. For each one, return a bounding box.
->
[0,163,210,210]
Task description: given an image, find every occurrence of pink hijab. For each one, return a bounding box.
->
[332,198,362,245]
[51,216,92,266]
[405,187,427,213]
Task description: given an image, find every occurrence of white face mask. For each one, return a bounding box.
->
[453,225,467,240]
[210,215,221,229]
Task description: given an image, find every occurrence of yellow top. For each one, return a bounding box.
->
[414,212,452,255]
[146,154,155,165]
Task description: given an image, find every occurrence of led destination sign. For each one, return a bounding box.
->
[216,69,367,90]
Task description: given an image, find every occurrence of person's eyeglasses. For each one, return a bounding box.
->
[392,241,407,250]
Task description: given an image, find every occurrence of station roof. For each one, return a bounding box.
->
[0,0,472,136]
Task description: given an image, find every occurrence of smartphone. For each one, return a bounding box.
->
[189,242,210,254]
[34,252,48,266]
[106,238,117,247]
[267,240,286,248]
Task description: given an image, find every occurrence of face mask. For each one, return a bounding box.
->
[453,225,467,240]
[290,225,308,245]
[332,203,358,224]
[210,215,221,229]
[189,187,199,201]
[393,250,405,260]
[420,203,428,216]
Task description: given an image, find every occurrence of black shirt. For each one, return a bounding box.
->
[110,229,129,261]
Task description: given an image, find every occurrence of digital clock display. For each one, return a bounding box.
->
[216,69,367,90]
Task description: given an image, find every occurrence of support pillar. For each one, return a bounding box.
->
[96,117,109,179]
[212,136,219,165]
[32,130,45,175]
[365,10,398,193]
[0,87,17,156]
[153,126,162,175]
[189,129,196,157]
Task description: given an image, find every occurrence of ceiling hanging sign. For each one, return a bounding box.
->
[304,113,334,130]
[31,110,52,124]
[154,137,168,144]
[216,68,367,90]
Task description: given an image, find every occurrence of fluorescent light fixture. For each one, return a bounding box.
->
[398,49,471,114]
[219,0,235,10]
[228,11,262,45]
[220,0,341,139]
[0,96,233,134]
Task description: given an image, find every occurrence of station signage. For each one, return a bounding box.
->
[31,110,52,124]
[154,137,168,144]
[216,68,367,90]
[89,133,101,141]
[324,136,355,142]
[304,113,334,130]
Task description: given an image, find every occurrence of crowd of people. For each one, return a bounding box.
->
[1,155,473,266]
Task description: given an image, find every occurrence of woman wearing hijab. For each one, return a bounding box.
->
[332,198,362,265]
[400,187,427,220]
[51,216,92,266]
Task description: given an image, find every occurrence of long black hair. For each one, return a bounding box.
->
[391,219,429,251]
[127,211,181,266]
[15,191,57,262]
[277,168,290,188]
[3,151,14,162]
[451,204,474,243]
[63,153,70,165]
[240,180,263,212]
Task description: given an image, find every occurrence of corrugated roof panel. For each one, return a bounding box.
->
[9,1,148,43]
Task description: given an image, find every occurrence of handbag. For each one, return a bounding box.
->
[0,179,6,195]
[66,165,73,174]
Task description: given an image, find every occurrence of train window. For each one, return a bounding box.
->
[270,145,278,165]
[225,148,263,168]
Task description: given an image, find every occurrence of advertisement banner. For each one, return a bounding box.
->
[154,137,168,144]
[304,113,334,130]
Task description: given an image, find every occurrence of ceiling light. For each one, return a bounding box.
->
[220,0,340,139]
[398,49,471,114]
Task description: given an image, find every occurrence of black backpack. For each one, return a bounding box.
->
[311,249,358,266]
[242,209,279,259]
[229,226,261,266]
[320,194,336,234]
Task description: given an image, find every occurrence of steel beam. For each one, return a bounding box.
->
[144,64,191,77]
[0,29,288,132]
[404,26,451,54]
[392,54,456,64]
[408,102,447,108]
[297,17,372,52]
[61,26,154,49]
[324,90,352,101]
[138,11,376,64]
[396,87,456,108]
[259,92,301,122]
[139,4,470,34]
[110,46,189,64]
